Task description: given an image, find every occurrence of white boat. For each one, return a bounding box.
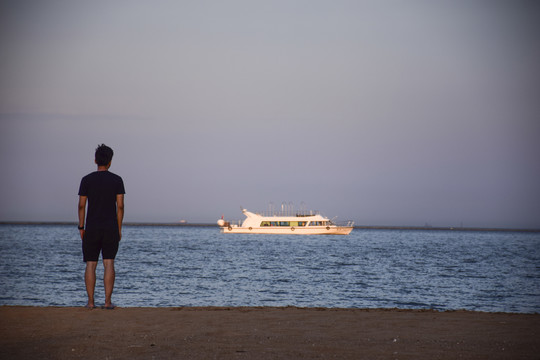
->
[217,208,354,235]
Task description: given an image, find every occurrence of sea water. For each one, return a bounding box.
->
[0,224,538,313]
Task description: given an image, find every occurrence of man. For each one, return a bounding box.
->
[78,144,125,309]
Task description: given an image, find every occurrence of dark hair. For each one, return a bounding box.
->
[95,144,114,166]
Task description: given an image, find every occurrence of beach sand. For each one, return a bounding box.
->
[1,306,538,359]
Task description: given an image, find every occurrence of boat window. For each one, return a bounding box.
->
[260,221,302,226]
[309,221,327,226]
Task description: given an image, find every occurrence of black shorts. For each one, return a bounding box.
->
[82,228,120,262]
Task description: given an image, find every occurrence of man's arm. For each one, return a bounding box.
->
[78,196,87,240]
[117,194,124,240]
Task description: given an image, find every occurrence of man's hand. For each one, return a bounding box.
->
[117,193,124,242]
[78,195,87,241]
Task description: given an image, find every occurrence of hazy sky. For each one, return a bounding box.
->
[1,0,539,228]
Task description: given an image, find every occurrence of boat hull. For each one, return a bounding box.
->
[219,226,353,235]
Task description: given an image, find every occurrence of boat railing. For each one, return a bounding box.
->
[254,209,321,217]
[231,220,243,227]
[220,220,243,227]
[334,220,355,227]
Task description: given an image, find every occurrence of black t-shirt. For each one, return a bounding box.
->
[78,171,125,230]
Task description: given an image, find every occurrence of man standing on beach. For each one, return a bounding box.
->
[78,144,125,309]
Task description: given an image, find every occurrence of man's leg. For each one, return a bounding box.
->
[103,259,115,307]
[85,261,98,308]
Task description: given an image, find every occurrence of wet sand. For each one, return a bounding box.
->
[1,306,538,359]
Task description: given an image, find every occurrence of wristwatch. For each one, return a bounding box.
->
[78,226,84,230]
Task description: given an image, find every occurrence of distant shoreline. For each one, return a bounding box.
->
[1,221,538,232]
